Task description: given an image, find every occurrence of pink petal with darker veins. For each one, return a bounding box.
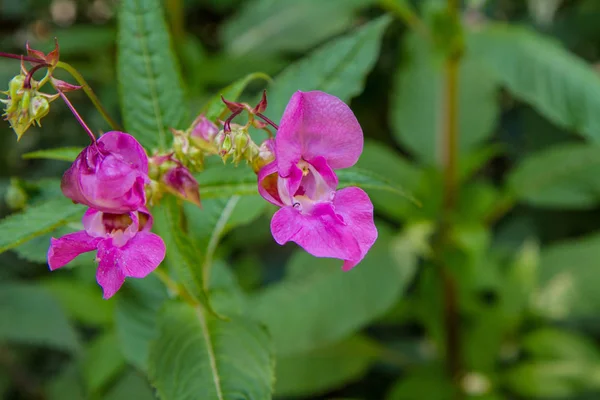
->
[270,202,362,262]
[47,231,100,270]
[276,91,363,176]
[332,187,378,271]
[96,241,126,299]
[117,232,166,278]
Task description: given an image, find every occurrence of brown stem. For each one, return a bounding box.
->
[0,52,45,64]
[256,113,279,130]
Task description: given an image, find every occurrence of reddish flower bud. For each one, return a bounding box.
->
[162,165,201,207]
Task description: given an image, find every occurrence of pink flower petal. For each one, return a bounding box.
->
[96,240,126,299]
[333,187,378,271]
[98,131,149,175]
[270,203,362,262]
[117,232,166,278]
[258,161,284,206]
[47,231,100,270]
[276,91,363,175]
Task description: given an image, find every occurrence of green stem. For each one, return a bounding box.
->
[154,268,200,307]
[439,0,463,393]
[55,61,121,131]
[379,0,429,37]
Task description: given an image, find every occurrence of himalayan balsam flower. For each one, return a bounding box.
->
[61,131,149,213]
[258,91,377,270]
[47,207,166,299]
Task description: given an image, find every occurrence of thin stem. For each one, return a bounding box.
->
[56,89,96,142]
[23,63,49,89]
[55,61,121,131]
[379,0,429,37]
[0,51,45,64]
[438,0,463,393]
[224,109,242,133]
[154,268,200,307]
[256,113,279,130]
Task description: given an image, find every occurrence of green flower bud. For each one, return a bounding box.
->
[5,179,27,210]
[30,95,49,124]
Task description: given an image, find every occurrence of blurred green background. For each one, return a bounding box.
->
[4,0,600,399]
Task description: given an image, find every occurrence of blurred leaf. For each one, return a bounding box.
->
[148,301,273,400]
[535,232,600,321]
[153,197,212,309]
[22,147,82,162]
[355,140,422,221]
[249,228,417,355]
[503,361,600,398]
[267,15,391,121]
[42,278,114,327]
[221,0,375,56]
[468,25,600,143]
[0,197,83,254]
[117,0,186,150]
[275,335,381,397]
[46,362,86,400]
[200,72,271,121]
[35,26,116,56]
[386,366,456,400]
[115,275,168,371]
[522,328,600,362]
[337,167,420,206]
[391,32,498,165]
[104,370,156,400]
[0,283,79,352]
[84,331,126,394]
[508,143,600,209]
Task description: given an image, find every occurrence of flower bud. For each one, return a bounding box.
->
[190,114,218,143]
[162,165,201,207]
[233,132,249,164]
[251,139,275,173]
[30,95,49,124]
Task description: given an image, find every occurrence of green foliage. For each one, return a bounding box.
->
[266,15,391,121]
[114,275,168,371]
[117,0,186,150]
[0,197,82,254]
[22,147,82,162]
[221,0,375,56]
[0,282,80,352]
[391,32,498,165]
[536,232,600,321]
[104,371,156,400]
[148,301,274,400]
[83,331,127,394]
[508,143,600,209]
[275,335,381,397]
[249,229,417,355]
[469,25,600,142]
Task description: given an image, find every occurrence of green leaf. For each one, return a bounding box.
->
[249,228,417,355]
[275,335,381,397]
[522,328,600,363]
[42,278,115,327]
[196,162,260,199]
[266,15,391,122]
[0,283,80,352]
[221,0,375,56]
[508,143,600,209]
[117,0,186,150]
[0,197,82,254]
[104,370,156,400]
[115,275,168,371]
[200,72,271,121]
[391,32,499,165]
[468,25,600,142]
[152,197,212,308]
[535,232,600,322]
[386,366,456,400]
[355,140,423,221]
[22,147,82,162]
[502,361,600,398]
[84,331,127,394]
[46,362,86,400]
[148,301,274,400]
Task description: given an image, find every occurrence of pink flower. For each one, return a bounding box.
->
[47,207,166,299]
[162,165,201,207]
[258,91,377,270]
[61,131,149,213]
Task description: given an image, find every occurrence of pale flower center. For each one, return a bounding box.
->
[278,160,334,214]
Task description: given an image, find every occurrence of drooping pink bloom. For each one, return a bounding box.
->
[61,131,149,213]
[190,114,219,143]
[258,91,377,270]
[47,207,166,299]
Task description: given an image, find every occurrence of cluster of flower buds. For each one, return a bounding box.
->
[147,152,201,207]
[1,41,81,140]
